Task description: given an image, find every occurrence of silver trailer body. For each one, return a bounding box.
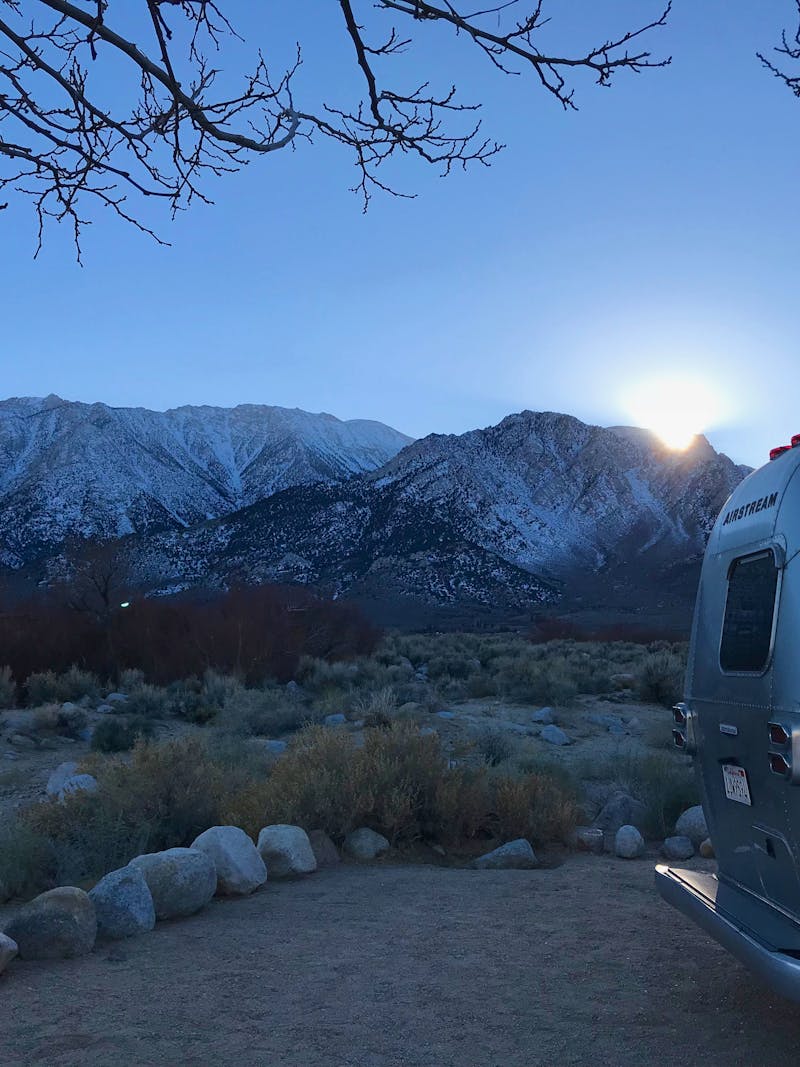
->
[656,443,800,999]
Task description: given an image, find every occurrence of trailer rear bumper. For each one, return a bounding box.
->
[655,863,800,1002]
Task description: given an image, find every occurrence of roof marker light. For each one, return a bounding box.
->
[770,446,792,461]
[792,435,800,448]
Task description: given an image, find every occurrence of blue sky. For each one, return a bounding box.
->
[1,1,798,466]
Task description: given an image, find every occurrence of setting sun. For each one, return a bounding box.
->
[623,377,722,451]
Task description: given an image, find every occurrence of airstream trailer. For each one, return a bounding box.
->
[656,436,800,1000]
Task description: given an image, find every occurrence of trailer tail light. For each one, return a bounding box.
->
[671,703,696,755]
[769,722,791,746]
[770,446,792,460]
[770,752,791,776]
[672,728,686,749]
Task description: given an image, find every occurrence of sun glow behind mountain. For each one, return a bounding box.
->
[624,377,724,451]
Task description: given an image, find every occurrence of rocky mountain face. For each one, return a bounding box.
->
[0,396,412,568]
[125,411,748,626]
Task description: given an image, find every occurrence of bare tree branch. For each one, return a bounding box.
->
[0,1,674,255]
[758,0,800,97]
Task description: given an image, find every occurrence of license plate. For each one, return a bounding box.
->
[722,764,752,806]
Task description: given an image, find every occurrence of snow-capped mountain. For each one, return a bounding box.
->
[127,411,747,622]
[0,395,412,566]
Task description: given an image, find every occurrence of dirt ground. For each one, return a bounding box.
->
[4,853,800,1067]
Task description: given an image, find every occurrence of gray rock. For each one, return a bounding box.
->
[77,727,94,742]
[2,886,96,959]
[608,723,628,737]
[3,752,19,761]
[308,829,341,868]
[574,827,605,854]
[105,692,128,704]
[662,836,695,861]
[286,680,300,693]
[262,739,288,755]
[625,716,642,731]
[57,773,98,802]
[324,713,346,726]
[95,704,114,715]
[89,866,156,939]
[8,733,36,749]
[593,791,647,833]
[540,724,570,746]
[530,707,555,725]
[46,761,80,797]
[343,827,390,861]
[615,825,645,859]
[436,711,456,721]
[699,838,715,859]
[0,932,18,974]
[419,727,437,737]
[61,701,80,713]
[257,825,317,877]
[129,848,216,919]
[191,826,267,895]
[610,672,636,688]
[470,839,538,870]
[675,805,708,847]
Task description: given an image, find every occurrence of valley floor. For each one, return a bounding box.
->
[2,855,797,1067]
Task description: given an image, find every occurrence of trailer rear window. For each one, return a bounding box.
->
[720,550,779,673]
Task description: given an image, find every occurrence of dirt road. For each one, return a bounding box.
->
[3,853,800,1066]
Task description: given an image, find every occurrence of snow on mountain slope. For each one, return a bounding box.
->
[127,411,747,619]
[0,396,412,566]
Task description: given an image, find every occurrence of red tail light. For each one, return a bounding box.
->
[770,752,791,775]
[672,705,687,726]
[672,729,686,749]
[769,722,791,745]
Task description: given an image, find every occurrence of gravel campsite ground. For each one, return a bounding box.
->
[4,854,800,1067]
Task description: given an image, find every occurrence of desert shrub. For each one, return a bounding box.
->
[200,669,244,709]
[433,767,491,846]
[0,819,56,899]
[0,665,16,709]
[472,726,517,766]
[491,772,579,845]
[123,684,172,718]
[91,715,156,753]
[617,752,698,838]
[24,666,99,707]
[162,677,215,724]
[636,650,685,707]
[226,725,357,838]
[118,667,145,691]
[216,687,310,737]
[352,686,397,726]
[495,656,579,705]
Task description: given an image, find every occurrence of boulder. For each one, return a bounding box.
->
[343,827,390,861]
[8,733,36,749]
[608,723,628,737]
[264,739,288,755]
[2,886,96,959]
[436,711,456,721]
[57,773,98,802]
[191,826,267,895]
[96,704,114,715]
[530,707,554,725]
[89,866,156,939]
[592,791,647,833]
[540,724,570,746]
[699,838,715,859]
[105,692,128,704]
[46,761,79,798]
[129,848,216,920]
[675,805,708,847]
[308,829,341,868]
[324,713,346,727]
[615,825,645,859]
[574,827,605,854]
[662,835,695,861]
[257,825,317,877]
[470,839,538,870]
[0,932,18,975]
